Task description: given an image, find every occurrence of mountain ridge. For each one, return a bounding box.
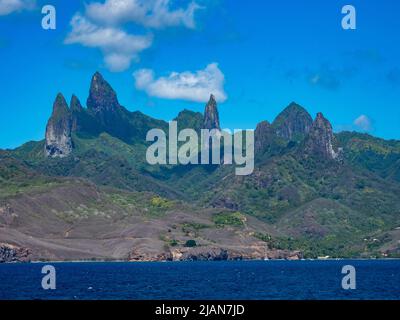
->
[1,71,400,262]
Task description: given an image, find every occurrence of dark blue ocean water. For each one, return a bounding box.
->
[0,260,399,300]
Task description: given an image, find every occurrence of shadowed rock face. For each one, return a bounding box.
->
[85,72,136,142]
[305,112,339,160]
[203,94,221,130]
[87,72,120,114]
[70,94,83,113]
[70,95,83,132]
[255,120,274,152]
[70,94,104,135]
[45,93,73,158]
[273,102,313,141]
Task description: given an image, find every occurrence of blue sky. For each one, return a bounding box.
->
[0,0,399,149]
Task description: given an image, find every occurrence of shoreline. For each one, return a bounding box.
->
[2,257,400,264]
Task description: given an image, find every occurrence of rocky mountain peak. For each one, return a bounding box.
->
[52,93,70,117]
[203,94,221,130]
[174,109,203,132]
[305,112,339,160]
[255,120,274,152]
[315,112,327,125]
[87,71,120,113]
[209,94,216,103]
[272,102,313,141]
[70,95,86,132]
[45,93,73,158]
[70,94,83,113]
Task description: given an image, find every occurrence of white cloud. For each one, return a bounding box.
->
[354,115,373,132]
[85,0,201,29]
[134,63,227,103]
[65,0,203,72]
[65,14,153,72]
[0,0,34,16]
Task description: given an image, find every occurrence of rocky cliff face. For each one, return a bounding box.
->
[70,94,83,132]
[305,112,339,160]
[272,102,313,141]
[255,120,275,153]
[86,72,135,141]
[43,72,169,150]
[45,93,73,158]
[128,246,302,262]
[203,94,221,130]
[70,94,83,113]
[0,243,31,263]
[87,72,121,114]
[70,94,103,135]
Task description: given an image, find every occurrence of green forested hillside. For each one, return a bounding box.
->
[2,73,399,260]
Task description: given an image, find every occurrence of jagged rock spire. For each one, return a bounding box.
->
[87,71,120,113]
[70,94,83,113]
[45,93,73,158]
[70,95,84,132]
[305,112,339,160]
[203,94,221,130]
[272,102,313,141]
[85,72,136,142]
[51,93,70,117]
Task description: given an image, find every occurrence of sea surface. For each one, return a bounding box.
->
[0,260,399,300]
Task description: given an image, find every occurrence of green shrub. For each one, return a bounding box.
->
[150,196,173,209]
[185,240,197,247]
[213,212,245,227]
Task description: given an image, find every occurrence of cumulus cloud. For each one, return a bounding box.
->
[134,63,227,103]
[0,0,34,16]
[85,0,201,29]
[65,14,153,72]
[354,115,373,132]
[65,0,202,72]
